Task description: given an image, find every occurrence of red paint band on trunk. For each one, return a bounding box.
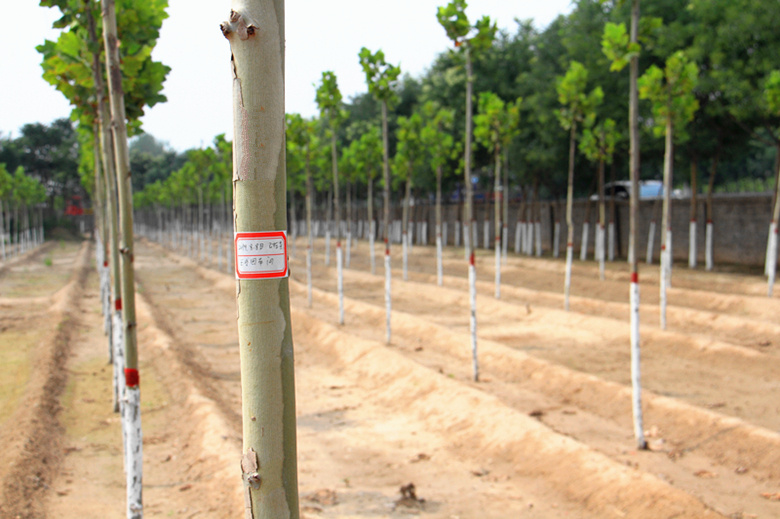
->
[337,241,341,248]
[707,219,713,224]
[103,261,108,268]
[631,272,639,283]
[470,252,475,266]
[115,298,122,311]
[125,368,139,387]
[566,242,573,247]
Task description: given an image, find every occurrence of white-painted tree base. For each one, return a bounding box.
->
[337,244,344,325]
[469,256,478,382]
[646,221,656,264]
[629,276,646,450]
[564,244,573,311]
[384,249,392,344]
[436,227,443,287]
[553,222,560,258]
[580,222,589,261]
[124,386,143,519]
[689,220,697,268]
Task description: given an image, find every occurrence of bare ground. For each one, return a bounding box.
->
[0,235,778,518]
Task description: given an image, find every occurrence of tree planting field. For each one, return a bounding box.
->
[1,237,779,518]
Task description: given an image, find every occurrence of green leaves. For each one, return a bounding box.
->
[555,61,603,132]
[420,101,458,172]
[436,0,470,45]
[358,47,401,105]
[436,0,496,56]
[315,71,347,129]
[580,118,619,164]
[473,92,521,155]
[766,71,780,116]
[601,22,640,72]
[638,51,699,138]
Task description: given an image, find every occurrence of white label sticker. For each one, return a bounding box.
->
[235,231,288,279]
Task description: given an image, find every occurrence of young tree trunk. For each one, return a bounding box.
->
[436,165,443,286]
[306,154,313,308]
[689,156,698,268]
[381,100,392,344]
[597,159,606,280]
[705,148,719,271]
[660,118,673,330]
[222,3,300,517]
[564,124,576,312]
[402,174,410,281]
[580,191,592,262]
[330,128,344,324]
[493,147,501,298]
[103,0,144,514]
[767,142,780,296]
[502,150,509,264]
[464,48,478,382]
[367,174,375,275]
[628,0,647,450]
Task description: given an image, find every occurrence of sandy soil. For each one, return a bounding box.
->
[1,234,778,518]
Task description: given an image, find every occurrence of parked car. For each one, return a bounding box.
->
[590,180,663,200]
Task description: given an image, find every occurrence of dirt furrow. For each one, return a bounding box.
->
[0,241,88,518]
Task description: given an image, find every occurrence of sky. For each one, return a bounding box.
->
[1,1,573,152]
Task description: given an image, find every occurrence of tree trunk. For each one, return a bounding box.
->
[502,149,509,264]
[222,3,300,517]
[493,147,501,298]
[436,164,443,286]
[628,0,647,450]
[766,142,780,296]
[564,124,576,312]
[598,158,606,280]
[367,174,375,275]
[103,0,144,514]
[660,117,674,330]
[705,146,719,271]
[306,155,313,307]
[381,100,392,344]
[689,154,698,268]
[402,174,413,281]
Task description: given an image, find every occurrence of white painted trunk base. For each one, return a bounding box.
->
[580,222,589,261]
[564,244,573,311]
[767,222,778,297]
[306,246,312,308]
[629,277,646,449]
[689,221,697,268]
[337,244,344,325]
[706,221,714,271]
[454,221,461,248]
[436,227,443,287]
[469,257,478,382]
[495,238,501,299]
[646,221,656,265]
[660,246,668,330]
[514,222,523,254]
[384,250,392,344]
[553,222,560,258]
[124,386,143,519]
[324,230,331,265]
[402,232,409,281]
[501,224,508,264]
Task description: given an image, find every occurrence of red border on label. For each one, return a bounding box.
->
[235,231,288,279]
